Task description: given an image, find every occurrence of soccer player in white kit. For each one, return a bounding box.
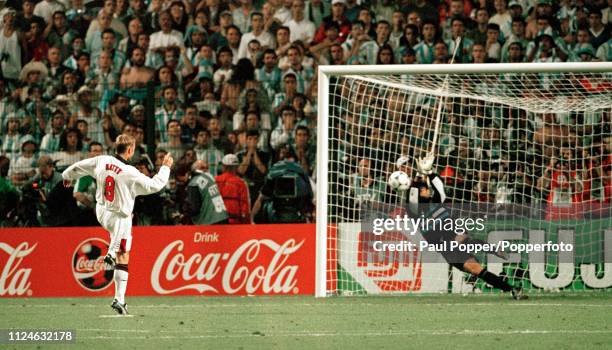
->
[62,134,173,314]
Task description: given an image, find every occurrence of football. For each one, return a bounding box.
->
[388,171,411,191]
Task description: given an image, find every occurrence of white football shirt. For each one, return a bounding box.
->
[62,155,170,217]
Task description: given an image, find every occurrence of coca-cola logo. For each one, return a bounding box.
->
[72,238,114,291]
[151,239,304,295]
[0,242,36,296]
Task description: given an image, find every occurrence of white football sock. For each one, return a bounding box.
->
[114,268,129,304]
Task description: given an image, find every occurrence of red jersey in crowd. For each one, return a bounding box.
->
[215,172,251,224]
[546,170,584,220]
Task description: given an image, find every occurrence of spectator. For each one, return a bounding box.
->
[209,10,234,51]
[401,0,438,25]
[40,111,66,154]
[155,85,184,142]
[215,153,252,224]
[118,17,143,58]
[86,10,118,55]
[447,16,474,63]
[485,23,502,61]
[238,12,274,60]
[45,47,68,89]
[355,20,392,64]
[33,0,65,24]
[467,7,490,45]
[274,26,292,59]
[158,119,186,162]
[52,128,84,171]
[44,11,73,57]
[237,129,270,204]
[194,129,223,176]
[589,9,610,49]
[180,105,203,146]
[0,8,24,82]
[120,47,155,94]
[234,88,272,131]
[168,1,189,33]
[310,22,341,63]
[16,0,45,33]
[213,46,234,92]
[432,40,449,64]
[256,49,282,101]
[9,139,38,186]
[220,58,259,114]
[72,141,104,226]
[288,0,316,45]
[414,19,438,64]
[177,159,229,225]
[376,43,395,64]
[149,11,183,61]
[399,23,419,50]
[124,0,153,34]
[489,0,512,39]
[1,114,24,160]
[272,72,298,119]
[501,17,528,62]
[304,0,331,28]
[224,24,242,64]
[539,154,585,220]
[132,156,167,225]
[0,155,18,227]
[294,125,315,176]
[471,42,487,63]
[102,93,131,148]
[271,105,298,152]
[73,86,103,143]
[313,0,351,44]
[86,49,120,113]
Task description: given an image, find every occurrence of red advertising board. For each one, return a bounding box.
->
[0,224,315,297]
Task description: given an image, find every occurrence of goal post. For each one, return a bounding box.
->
[316,62,612,297]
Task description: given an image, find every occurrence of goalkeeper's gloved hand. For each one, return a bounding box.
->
[417,153,435,175]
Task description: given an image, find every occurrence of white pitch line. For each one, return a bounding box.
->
[3,302,612,309]
[73,329,612,340]
[98,315,135,318]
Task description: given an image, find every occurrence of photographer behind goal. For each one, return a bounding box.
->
[252,145,314,223]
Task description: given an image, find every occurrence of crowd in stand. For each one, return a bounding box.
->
[0,0,610,227]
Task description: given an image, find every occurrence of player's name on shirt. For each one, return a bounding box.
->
[106,163,123,174]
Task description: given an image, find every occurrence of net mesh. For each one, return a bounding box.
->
[324,70,612,295]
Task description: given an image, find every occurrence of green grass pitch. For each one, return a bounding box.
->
[1,294,611,349]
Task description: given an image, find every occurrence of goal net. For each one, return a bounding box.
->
[315,63,612,296]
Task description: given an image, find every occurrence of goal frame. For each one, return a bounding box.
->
[315,62,612,297]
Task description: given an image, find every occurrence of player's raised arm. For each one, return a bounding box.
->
[132,152,173,196]
[62,156,99,184]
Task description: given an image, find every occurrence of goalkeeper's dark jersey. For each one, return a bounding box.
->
[407,173,448,220]
[407,173,472,266]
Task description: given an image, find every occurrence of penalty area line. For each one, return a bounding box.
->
[4,302,612,309]
[76,329,612,340]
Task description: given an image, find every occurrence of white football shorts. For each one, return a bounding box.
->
[96,204,132,253]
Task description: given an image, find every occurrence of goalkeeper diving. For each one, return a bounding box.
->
[390,153,528,300]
